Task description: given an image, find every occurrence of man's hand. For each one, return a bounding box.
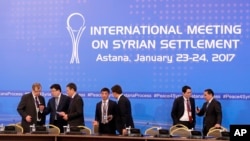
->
[122,129,127,136]
[93,120,99,126]
[214,124,221,128]
[63,114,68,120]
[39,105,45,111]
[25,115,32,122]
[107,115,113,121]
[58,112,66,117]
[196,107,200,113]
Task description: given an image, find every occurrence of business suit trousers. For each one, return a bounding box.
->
[179,121,194,129]
[99,123,116,135]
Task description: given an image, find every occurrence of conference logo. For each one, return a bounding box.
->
[66,13,86,64]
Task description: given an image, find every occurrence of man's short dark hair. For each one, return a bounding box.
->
[101,87,110,93]
[182,85,191,93]
[67,82,77,91]
[111,84,122,94]
[50,84,62,92]
[204,88,214,96]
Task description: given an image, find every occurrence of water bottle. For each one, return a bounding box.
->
[127,126,131,136]
[32,123,36,132]
[66,124,70,132]
[0,123,4,131]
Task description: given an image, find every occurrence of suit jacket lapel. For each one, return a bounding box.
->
[57,96,63,110]
[181,97,185,113]
[98,102,102,120]
[51,97,56,111]
[30,94,36,110]
[107,100,111,115]
[69,94,76,111]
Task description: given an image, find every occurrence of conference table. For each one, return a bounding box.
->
[0,134,227,141]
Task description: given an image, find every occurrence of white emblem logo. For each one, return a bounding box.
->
[67,13,86,64]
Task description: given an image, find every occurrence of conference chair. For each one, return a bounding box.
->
[47,124,60,134]
[207,126,228,138]
[206,128,222,138]
[208,126,228,132]
[8,124,23,134]
[144,126,159,136]
[170,127,191,137]
[169,124,188,134]
[77,125,91,135]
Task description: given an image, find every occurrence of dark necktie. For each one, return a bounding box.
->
[186,99,192,122]
[35,96,39,108]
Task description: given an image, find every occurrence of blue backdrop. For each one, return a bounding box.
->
[0,0,250,133]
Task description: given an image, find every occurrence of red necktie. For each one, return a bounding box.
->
[186,99,192,122]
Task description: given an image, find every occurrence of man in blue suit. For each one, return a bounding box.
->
[93,87,117,134]
[45,84,70,133]
[111,84,134,135]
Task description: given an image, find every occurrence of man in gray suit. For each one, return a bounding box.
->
[59,82,85,126]
[17,83,46,133]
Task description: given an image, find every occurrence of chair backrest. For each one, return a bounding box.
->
[8,124,23,134]
[144,126,159,136]
[207,129,222,138]
[208,126,228,132]
[48,124,60,134]
[170,127,191,137]
[77,125,91,135]
[169,124,188,133]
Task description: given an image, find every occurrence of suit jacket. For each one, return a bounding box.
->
[67,93,85,126]
[95,99,117,134]
[197,98,222,135]
[44,94,70,131]
[171,96,196,127]
[116,95,134,134]
[17,93,46,133]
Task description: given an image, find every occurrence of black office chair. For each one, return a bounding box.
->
[31,126,49,134]
[129,128,142,137]
[216,131,230,140]
[158,129,171,138]
[3,126,17,134]
[189,130,203,139]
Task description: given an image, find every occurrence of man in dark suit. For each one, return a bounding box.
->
[93,87,117,134]
[111,84,134,135]
[196,88,222,136]
[59,82,84,126]
[44,84,70,133]
[17,83,46,133]
[171,85,196,129]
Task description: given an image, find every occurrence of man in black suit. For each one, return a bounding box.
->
[44,84,70,133]
[17,83,46,133]
[111,84,134,135]
[196,88,222,136]
[171,85,196,129]
[59,82,84,126]
[93,87,117,134]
